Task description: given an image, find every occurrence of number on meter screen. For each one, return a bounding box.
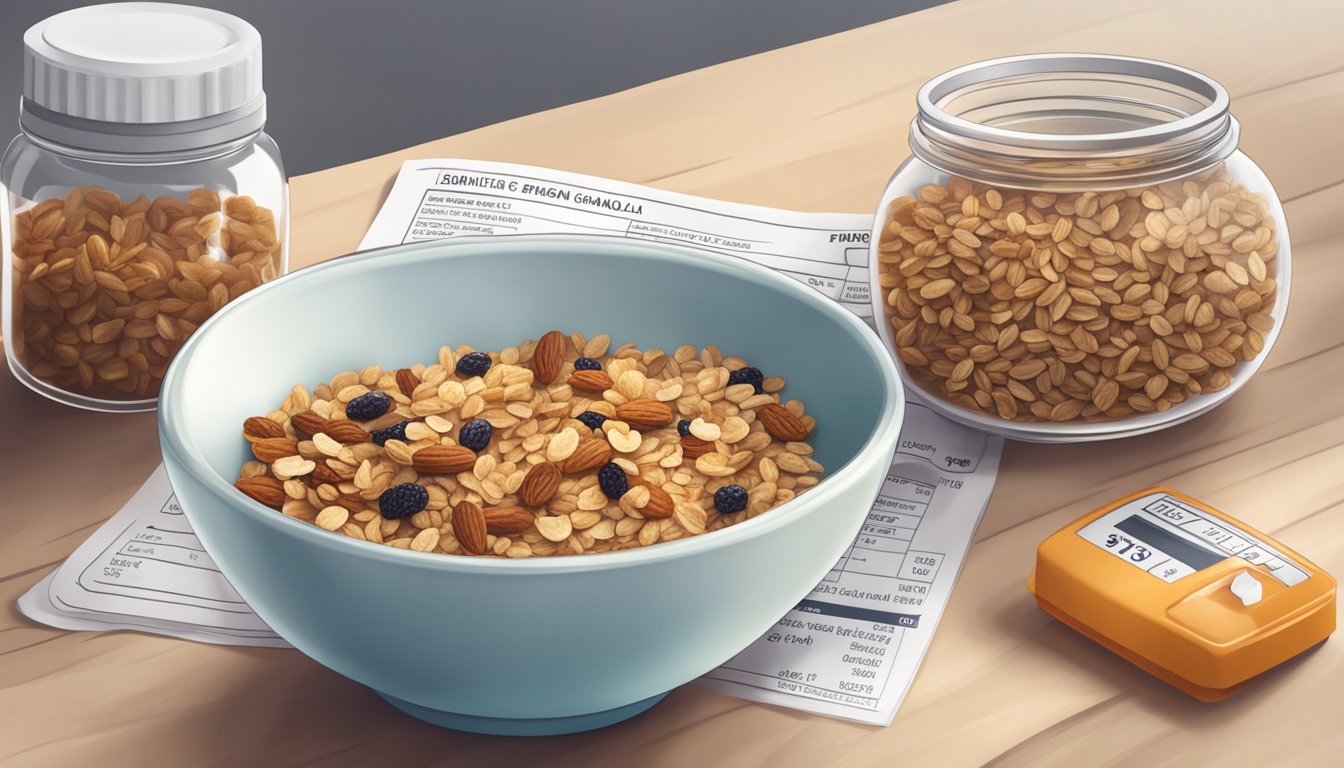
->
[1104,533,1152,562]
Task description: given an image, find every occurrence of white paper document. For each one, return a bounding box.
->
[19,465,285,647]
[21,159,1003,725]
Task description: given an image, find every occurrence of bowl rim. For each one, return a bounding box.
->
[864,167,1292,442]
[159,233,906,573]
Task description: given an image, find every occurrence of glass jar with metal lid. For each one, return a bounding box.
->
[2,2,287,412]
[867,54,1288,442]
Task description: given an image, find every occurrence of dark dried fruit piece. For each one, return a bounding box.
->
[598,461,629,499]
[379,483,429,520]
[714,484,749,514]
[458,418,493,452]
[456,352,492,378]
[727,366,765,394]
[370,420,408,446]
[576,411,608,431]
[346,391,392,420]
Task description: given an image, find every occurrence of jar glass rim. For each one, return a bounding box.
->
[916,53,1231,151]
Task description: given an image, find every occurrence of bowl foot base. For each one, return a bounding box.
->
[376,690,670,736]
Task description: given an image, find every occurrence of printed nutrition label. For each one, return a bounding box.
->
[359,160,875,320]
[19,466,283,646]
[699,404,1002,724]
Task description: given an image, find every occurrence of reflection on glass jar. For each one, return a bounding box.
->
[869,55,1289,438]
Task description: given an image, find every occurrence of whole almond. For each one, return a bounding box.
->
[569,369,614,393]
[252,437,298,463]
[309,462,344,486]
[336,493,368,513]
[641,484,675,519]
[290,411,331,438]
[680,434,716,459]
[484,506,534,534]
[563,438,612,473]
[235,476,285,508]
[453,500,489,555]
[325,419,373,444]
[533,330,567,385]
[243,416,285,441]
[520,462,562,506]
[615,398,674,428]
[757,403,811,441]
[413,445,477,474]
[395,368,420,398]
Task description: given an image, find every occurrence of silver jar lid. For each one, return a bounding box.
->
[909,53,1240,190]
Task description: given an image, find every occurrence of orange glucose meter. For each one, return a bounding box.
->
[1028,488,1335,701]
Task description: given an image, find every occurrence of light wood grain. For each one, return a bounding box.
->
[3,0,1343,765]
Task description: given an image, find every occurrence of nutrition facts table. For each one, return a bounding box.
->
[699,404,1003,724]
[19,466,283,646]
[360,159,875,320]
[824,476,945,587]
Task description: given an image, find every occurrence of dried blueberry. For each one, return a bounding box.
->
[574,357,602,370]
[677,419,692,437]
[458,418,492,451]
[598,461,629,500]
[370,420,408,446]
[713,485,749,514]
[456,351,492,377]
[727,366,765,394]
[379,483,428,519]
[576,411,608,431]
[346,390,391,421]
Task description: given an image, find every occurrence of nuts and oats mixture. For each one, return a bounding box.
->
[875,172,1279,422]
[234,331,824,557]
[9,185,281,400]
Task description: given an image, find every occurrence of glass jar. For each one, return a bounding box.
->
[3,3,287,412]
[868,54,1289,441]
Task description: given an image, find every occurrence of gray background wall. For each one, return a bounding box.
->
[0,1,946,176]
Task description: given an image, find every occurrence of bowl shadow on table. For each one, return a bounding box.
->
[167,648,766,763]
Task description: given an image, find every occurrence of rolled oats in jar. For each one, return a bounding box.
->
[2,3,287,411]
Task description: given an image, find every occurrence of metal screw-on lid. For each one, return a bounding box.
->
[908,53,1239,190]
[25,2,262,123]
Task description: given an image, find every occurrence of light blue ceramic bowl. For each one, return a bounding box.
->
[158,234,903,735]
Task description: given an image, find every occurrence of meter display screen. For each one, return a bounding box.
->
[1112,514,1225,572]
[1077,492,1310,585]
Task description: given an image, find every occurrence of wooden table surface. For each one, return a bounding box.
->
[4,0,1343,764]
